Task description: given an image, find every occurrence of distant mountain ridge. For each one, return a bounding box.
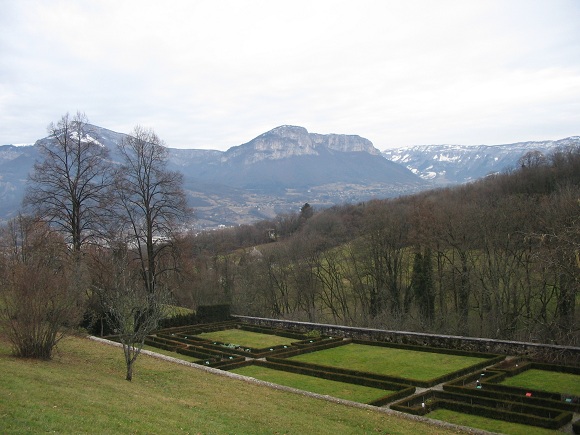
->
[382,136,580,185]
[2,126,578,227]
[0,125,424,227]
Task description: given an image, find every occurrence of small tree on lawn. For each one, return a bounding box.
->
[97,241,170,381]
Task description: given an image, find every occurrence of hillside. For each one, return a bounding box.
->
[0,335,459,434]
[187,144,580,346]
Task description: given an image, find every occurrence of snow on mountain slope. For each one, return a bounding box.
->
[383,137,580,185]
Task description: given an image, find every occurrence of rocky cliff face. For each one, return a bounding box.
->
[223,125,380,164]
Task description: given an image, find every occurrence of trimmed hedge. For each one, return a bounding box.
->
[156,320,238,335]
[480,361,580,405]
[197,304,231,323]
[151,322,346,359]
[255,359,409,392]
[391,390,573,430]
[271,338,350,359]
[352,338,501,360]
[271,341,502,388]
[437,399,571,430]
[267,355,418,387]
[443,377,580,413]
[222,359,415,406]
[532,361,580,376]
[203,356,246,369]
[238,324,307,340]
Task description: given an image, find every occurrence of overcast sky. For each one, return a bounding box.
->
[1,0,579,150]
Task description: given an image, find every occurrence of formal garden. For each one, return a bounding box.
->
[142,320,580,434]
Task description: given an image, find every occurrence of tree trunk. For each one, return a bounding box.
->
[126,360,133,381]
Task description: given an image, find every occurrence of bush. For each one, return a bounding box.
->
[197,305,231,322]
[0,221,83,359]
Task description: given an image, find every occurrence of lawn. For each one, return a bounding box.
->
[499,368,580,396]
[427,409,559,435]
[232,364,394,404]
[289,343,490,381]
[195,328,297,348]
[1,335,465,434]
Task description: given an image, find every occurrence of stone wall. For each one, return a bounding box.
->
[234,315,580,367]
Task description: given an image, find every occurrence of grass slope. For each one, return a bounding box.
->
[0,335,463,434]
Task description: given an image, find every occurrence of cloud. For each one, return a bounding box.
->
[1,0,579,150]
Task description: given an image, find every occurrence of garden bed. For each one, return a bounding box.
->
[279,341,500,387]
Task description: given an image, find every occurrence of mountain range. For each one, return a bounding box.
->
[382,136,580,185]
[1,125,578,228]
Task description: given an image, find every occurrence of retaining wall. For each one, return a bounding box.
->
[234,315,580,367]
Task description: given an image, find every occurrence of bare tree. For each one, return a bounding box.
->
[113,126,189,296]
[24,112,111,253]
[101,126,189,380]
[93,242,171,381]
[0,216,83,359]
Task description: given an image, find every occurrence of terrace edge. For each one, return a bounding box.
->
[234,316,580,367]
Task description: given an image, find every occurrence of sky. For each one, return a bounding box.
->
[1,0,579,151]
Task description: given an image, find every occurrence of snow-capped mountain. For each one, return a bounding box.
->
[382,137,580,185]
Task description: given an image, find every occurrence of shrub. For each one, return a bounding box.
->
[0,219,83,359]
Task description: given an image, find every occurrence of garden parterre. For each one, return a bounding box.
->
[143,321,579,433]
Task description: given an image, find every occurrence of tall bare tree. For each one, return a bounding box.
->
[92,126,189,380]
[24,112,111,253]
[112,126,189,296]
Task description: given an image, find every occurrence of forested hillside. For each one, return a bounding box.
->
[176,147,580,346]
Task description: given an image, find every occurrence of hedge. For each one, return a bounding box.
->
[271,338,350,359]
[391,390,573,430]
[270,344,502,388]
[267,355,416,387]
[253,359,409,391]
[437,398,572,430]
[156,319,238,335]
[443,378,580,413]
[352,338,501,360]
[197,304,232,322]
[479,361,580,405]
[531,361,580,376]
[238,324,307,340]
[220,359,415,406]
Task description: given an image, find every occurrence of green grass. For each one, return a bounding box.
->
[499,368,580,396]
[195,328,297,348]
[290,343,489,381]
[427,408,559,435]
[232,364,394,403]
[0,335,465,434]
